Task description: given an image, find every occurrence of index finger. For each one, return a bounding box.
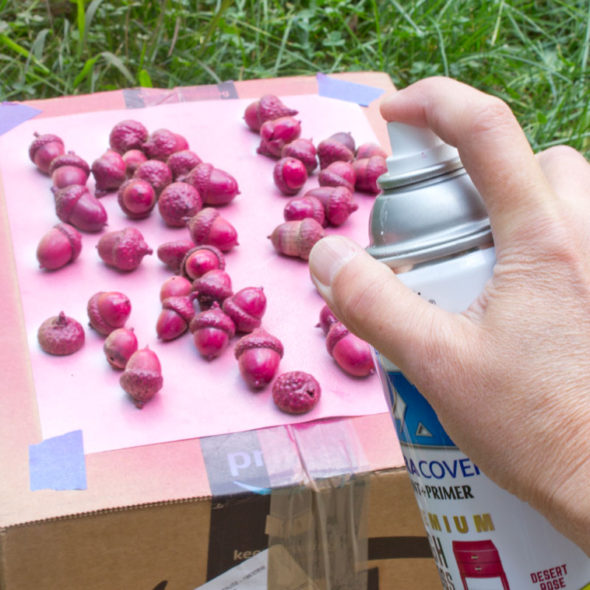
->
[379,77,557,249]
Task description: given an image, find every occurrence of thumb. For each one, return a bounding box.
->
[308,235,469,384]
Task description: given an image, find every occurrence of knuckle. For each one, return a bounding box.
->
[468,96,516,138]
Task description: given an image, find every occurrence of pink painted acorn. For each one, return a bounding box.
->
[184,162,240,206]
[304,186,358,226]
[157,238,196,272]
[122,149,148,177]
[156,295,196,341]
[317,304,339,335]
[273,157,308,195]
[234,328,284,389]
[103,327,138,369]
[180,244,225,280]
[257,116,301,158]
[283,194,326,226]
[91,149,127,196]
[159,275,193,302]
[36,222,82,270]
[109,119,149,154]
[318,160,356,192]
[117,178,157,219]
[317,132,355,169]
[281,138,318,174]
[158,181,202,227]
[355,142,388,159]
[87,291,132,336]
[97,227,152,272]
[37,311,85,356]
[222,286,266,333]
[120,346,163,408]
[272,371,321,414]
[269,218,325,260]
[53,184,108,233]
[189,302,236,360]
[49,151,90,188]
[133,159,173,195]
[167,150,202,181]
[352,155,387,194]
[191,268,233,310]
[186,207,238,252]
[244,94,298,132]
[143,128,188,161]
[326,321,375,377]
[29,132,65,174]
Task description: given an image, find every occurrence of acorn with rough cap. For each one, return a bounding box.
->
[234,328,284,389]
[157,238,196,272]
[29,132,65,174]
[317,132,355,169]
[52,184,108,232]
[269,218,325,260]
[91,149,127,196]
[191,268,233,310]
[184,162,240,206]
[222,287,267,333]
[189,302,236,360]
[109,119,149,153]
[353,155,388,194]
[36,222,82,271]
[37,311,85,356]
[167,150,202,181]
[87,291,132,336]
[49,151,90,188]
[318,160,356,192]
[283,195,326,226]
[133,159,173,195]
[180,244,225,280]
[243,94,298,132]
[272,371,321,414]
[120,347,163,408]
[326,321,375,378]
[257,116,302,158]
[186,208,238,252]
[157,181,202,227]
[96,227,152,271]
[143,128,188,161]
[156,295,196,341]
[303,186,358,226]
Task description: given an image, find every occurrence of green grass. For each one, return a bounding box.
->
[0,0,588,156]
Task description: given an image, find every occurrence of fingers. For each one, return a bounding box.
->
[536,145,590,204]
[308,235,468,382]
[380,77,558,249]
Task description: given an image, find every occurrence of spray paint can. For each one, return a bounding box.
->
[367,122,590,589]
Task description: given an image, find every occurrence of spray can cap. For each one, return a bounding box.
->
[366,122,493,267]
[381,122,463,188]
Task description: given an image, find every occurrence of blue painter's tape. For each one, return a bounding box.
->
[0,102,42,135]
[316,73,385,106]
[29,430,87,491]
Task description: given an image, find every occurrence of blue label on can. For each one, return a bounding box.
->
[386,371,456,449]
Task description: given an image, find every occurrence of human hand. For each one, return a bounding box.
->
[308,76,590,554]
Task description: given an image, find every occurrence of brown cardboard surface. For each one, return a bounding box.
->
[0,73,437,590]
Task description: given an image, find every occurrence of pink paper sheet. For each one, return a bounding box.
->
[0,95,390,454]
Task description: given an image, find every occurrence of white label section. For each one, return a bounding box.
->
[404,445,590,589]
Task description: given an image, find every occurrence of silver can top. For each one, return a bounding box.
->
[366,122,493,267]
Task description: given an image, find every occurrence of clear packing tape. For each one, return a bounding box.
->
[261,420,371,590]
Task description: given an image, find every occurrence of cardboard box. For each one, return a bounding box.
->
[0,73,440,589]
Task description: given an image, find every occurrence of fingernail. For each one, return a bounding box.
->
[308,235,363,297]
